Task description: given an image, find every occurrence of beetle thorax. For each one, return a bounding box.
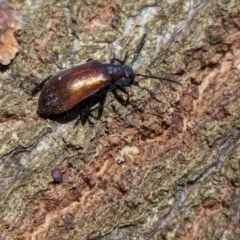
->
[106,64,135,84]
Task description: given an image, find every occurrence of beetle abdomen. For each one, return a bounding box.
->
[38,60,110,116]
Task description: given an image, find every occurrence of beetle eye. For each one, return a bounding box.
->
[86,58,93,62]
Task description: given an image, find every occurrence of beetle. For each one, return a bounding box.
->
[51,167,63,183]
[21,34,181,124]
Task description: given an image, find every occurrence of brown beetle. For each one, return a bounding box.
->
[38,60,113,116]
[51,167,63,183]
[21,34,181,123]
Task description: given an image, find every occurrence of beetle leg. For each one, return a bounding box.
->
[87,92,107,119]
[74,113,91,127]
[123,53,129,64]
[96,92,107,118]
[30,76,52,95]
[74,113,83,127]
[20,75,52,95]
[110,57,124,65]
[114,84,130,104]
[77,114,94,126]
[74,90,108,127]
[74,104,94,127]
[110,53,129,65]
[85,112,95,126]
[83,103,96,126]
[114,84,142,111]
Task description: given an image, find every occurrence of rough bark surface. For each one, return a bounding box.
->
[0,0,240,239]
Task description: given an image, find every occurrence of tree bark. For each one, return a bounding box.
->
[0,0,240,239]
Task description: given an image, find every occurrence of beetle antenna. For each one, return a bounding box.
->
[130,33,147,66]
[135,73,182,85]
